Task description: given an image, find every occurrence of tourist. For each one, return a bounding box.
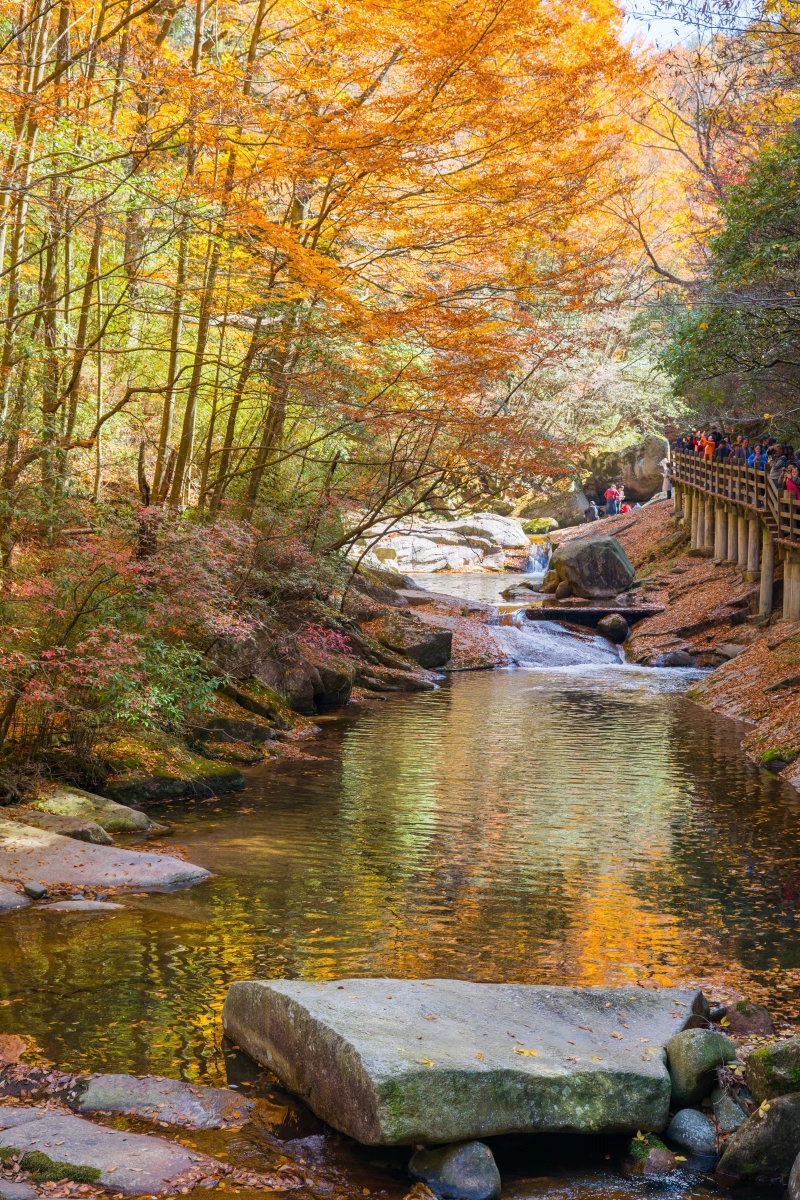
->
[786,465,800,502]
[731,436,748,463]
[584,501,600,522]
[660,458,672,498]
[604,483,621,515]
[620,501,632,513]
[769,446,789,485]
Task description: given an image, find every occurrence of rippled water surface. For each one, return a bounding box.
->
[4,666,800,1091]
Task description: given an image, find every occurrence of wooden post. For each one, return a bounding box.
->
[784,553,793,620]
[673,483,682,515]
[760,526,775,617]
[727,508,738,561]
[715,503,728,559]
[690,491,699,549]
[737,514,748,568]
[704,497,715,550]
[747,517,760,577]
[791,557,800,622]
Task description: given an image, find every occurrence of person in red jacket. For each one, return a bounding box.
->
[604,484,621,516]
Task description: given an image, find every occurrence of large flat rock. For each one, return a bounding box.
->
[0,1107,219,1194]
[0,883,30,913]
[222,979,707,1145]
[0,820,210,890]
[76,1074,253,1128]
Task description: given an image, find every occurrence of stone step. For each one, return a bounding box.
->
[222,978,708,1146]
[75,1074,253,1129]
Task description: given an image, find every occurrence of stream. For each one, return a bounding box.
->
[3,575,800,1199]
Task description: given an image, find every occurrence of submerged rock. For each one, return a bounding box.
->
[0,1107,220,1194]
[716,1093,800,1185]
[747,1036,800,1102]
[548,537,634,600]
[5,807,113,845]
[22,783,151,833]
[0,883,30,913]
[75,1074,252,1129]
[0,820,210,890]
[37,900,124,913]
[665,1108,718,1155]
[408,1142,501,1200]
[666,1029,737,1106]
[222,978,708,1145]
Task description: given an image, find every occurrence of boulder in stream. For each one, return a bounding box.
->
[222,978,709,1145]
[0,1107,220,1194]
[716,1093,800,1185]
[4,807,113,845]
[596,613,629,644]
[666,1028,737,1106]
[548,537,634,600]
[0,819,210,890]
[408,1141,501,1200]
[21,783,152,833]
[746,1036,800,1102]
[0,883,30,913]
[665,1108,718,1155]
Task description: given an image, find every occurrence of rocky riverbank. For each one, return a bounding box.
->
[551,501,800,790]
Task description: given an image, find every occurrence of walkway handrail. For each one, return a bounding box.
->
[672,450,800,547]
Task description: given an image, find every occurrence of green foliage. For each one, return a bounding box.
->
[660,131,800,433]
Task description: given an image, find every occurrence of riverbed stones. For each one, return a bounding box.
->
[716,1093,800,1185]
[712,1087,748,1132]
[548,537,634,600]
[665,1108,717,1155]
[23,783,151,833]
[666,1029,737,1106]
[222,978,708,1145]
[37,900,124,913]
[622,1134,678,1178]
[746,1036,800,1102]
[0,820,210,890]
[0,883,30,913]
[4,807,113,845]
[408,1142,501,1200]
[723,999,774,1038]
[75,1074,253,1128]
[0,1108,219,1194]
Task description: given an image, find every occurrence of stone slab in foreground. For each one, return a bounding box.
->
[0,1107,218,1194]
[222,978,708,1145]
[0,820,210,890]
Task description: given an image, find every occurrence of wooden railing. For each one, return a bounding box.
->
[672,450,800,547]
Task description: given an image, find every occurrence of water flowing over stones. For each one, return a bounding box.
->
[222,978,708,1145]
[490,618,623,668]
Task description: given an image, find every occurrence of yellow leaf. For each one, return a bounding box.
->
[590,1056,603,1061]
[513,1046,537,1056]
[720,1017,730,1026]
[475,1053,484,1061]
[675,1156,687,1162]
[611,1032,623,1039]
[634,1131,645,1141]
[419,1058,433,1066]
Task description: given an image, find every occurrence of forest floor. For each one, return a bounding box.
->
[554,500,800,790]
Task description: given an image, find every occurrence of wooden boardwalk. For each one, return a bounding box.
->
[670,450,800,619]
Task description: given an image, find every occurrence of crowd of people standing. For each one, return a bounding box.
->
[674,430,800,499]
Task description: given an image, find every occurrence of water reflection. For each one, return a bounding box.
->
[2,670,800,1085]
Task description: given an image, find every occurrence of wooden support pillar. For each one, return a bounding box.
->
[727,508,738,561]
[760,526,775,617]
[790,556,800,623]
[704,497,715,550]
[690,491,699,549]
[715,503,728,559]
[737,514,748,568]
[747,517,760,576]
[784,553,792,620]
[673,483,682,515]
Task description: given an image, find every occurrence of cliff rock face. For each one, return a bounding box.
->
[583,435,670,503]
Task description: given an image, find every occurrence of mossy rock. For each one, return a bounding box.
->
[716,1093,800,1185]
[522,518,558,534]
[221,680,293,730]
[22,782,151,832]
[747,1037,800,1102]
[666,1029,737,1106]
[98,730,244,804]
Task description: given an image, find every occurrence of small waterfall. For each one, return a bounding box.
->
[491,616,624,668]
[523,538,552,585]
